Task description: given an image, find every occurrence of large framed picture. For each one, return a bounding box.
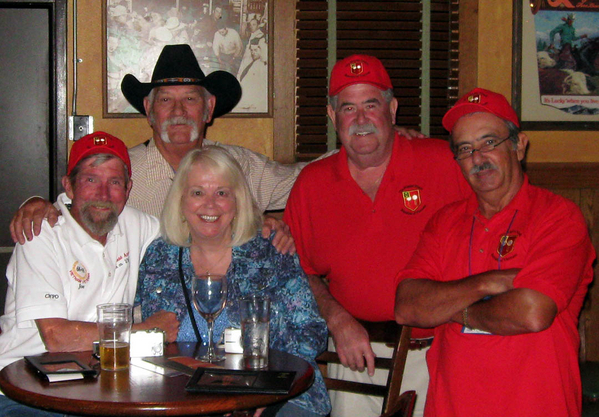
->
[103,0,272,118]
[512,0,599,130]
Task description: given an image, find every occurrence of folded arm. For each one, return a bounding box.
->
[395,268,558,336]
[395,269,519,328]
[451,287,557,335]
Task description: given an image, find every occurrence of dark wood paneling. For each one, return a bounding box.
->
[527,163,599,362]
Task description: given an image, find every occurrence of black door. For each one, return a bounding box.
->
[0,0,67,315]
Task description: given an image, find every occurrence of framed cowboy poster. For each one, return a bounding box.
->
[512,0,599,130]
[103,0,272,118]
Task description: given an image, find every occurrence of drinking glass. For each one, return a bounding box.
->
[97,303,132,371]
[192,273,228,362]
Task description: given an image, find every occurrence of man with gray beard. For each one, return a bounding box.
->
[0,132,179,384]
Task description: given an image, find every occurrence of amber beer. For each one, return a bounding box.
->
[97,303,132,372]
[100,341,130,371]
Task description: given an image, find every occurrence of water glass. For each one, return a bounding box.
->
[240,295,270,369]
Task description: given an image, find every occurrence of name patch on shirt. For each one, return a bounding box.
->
[69,261,89,285]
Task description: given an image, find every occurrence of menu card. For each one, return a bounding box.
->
[25,353,98,383]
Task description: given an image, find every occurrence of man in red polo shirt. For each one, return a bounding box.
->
[395,88,594,416]
[284,55,470,417]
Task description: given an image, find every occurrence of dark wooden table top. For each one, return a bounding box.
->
[0,343,314,416]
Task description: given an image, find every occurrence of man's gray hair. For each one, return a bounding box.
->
[68,154,130,188]
[329,88,394,110]
[147,86,214,123]
[449,117,521,152]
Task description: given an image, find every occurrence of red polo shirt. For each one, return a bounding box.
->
[284,134,469,337]
[399,177,595,416]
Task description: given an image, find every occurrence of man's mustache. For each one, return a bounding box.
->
[349,123,378,136]
[164,117,197,128]
[470,162,498,175]
[81,200,118,213]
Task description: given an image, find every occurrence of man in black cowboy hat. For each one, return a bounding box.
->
[119,43,286,218]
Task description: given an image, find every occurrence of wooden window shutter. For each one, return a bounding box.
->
[296,1,329,161]
[295,0,460,160]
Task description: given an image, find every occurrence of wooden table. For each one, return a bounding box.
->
[0,343,314,416]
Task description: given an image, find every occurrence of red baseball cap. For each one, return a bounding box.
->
[442,88,520,133]
[329,55,393,96]
[67,131,131,176]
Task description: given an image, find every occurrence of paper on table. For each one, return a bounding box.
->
[46,373,86,383]
[130,358,182,376]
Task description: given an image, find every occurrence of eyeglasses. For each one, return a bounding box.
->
[453,135,513,161]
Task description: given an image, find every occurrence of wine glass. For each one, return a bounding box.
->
[192,273,228,362]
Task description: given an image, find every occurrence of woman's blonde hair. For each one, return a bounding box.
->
[161,146,263,247]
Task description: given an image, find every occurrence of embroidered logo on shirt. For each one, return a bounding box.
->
[400,186,425,214]
[497,233,518,257]
[115,252,130,269]
[69,261,89,285]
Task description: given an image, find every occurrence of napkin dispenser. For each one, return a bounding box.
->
[130,328,165,357]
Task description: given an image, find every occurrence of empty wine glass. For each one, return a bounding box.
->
[192,273,228,362]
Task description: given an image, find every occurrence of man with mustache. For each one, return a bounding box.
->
[0,132,179,413]
[395,88,594,416]
[284,55,470,417]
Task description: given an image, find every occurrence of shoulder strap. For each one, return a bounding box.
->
[178,248,202,343]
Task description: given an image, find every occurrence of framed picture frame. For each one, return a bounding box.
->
[103,0,272,118]
[511,0,599,130]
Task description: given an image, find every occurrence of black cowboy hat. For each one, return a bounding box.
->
[121,44,241,117]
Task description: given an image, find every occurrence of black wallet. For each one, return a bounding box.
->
[185,368,296,394]
[25,352,98,382]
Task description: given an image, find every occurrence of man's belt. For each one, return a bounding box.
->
[408,337,434,351]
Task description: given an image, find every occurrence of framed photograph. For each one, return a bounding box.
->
[103,0,272,118]
[512,0,599,130]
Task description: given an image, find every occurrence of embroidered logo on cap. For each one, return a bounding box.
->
[467,93,482,104]
[402,189,422,212]
[349,60,365,75]
[93,136,107,146]
[497,233,518,257]
[70,261,90,284]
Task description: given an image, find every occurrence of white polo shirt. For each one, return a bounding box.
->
[0,193,159,369]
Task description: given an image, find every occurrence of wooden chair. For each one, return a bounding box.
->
[380,390,417,417]
[316,321,412,415]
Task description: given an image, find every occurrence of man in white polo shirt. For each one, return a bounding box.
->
[0,132,178,415]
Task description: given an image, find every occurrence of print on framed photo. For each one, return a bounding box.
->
[103,0,272,118]
[512,0,599,130]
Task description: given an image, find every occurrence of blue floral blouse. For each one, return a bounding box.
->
[135,233,331,416]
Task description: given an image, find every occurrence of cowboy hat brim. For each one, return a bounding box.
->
[121,70,241,117]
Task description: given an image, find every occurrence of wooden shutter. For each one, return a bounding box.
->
[296,1,329,160]
[295,0,460,160]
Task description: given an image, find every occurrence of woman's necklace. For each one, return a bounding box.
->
[192,246,230,274]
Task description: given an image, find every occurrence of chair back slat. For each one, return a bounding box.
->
[316,321,412,416]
